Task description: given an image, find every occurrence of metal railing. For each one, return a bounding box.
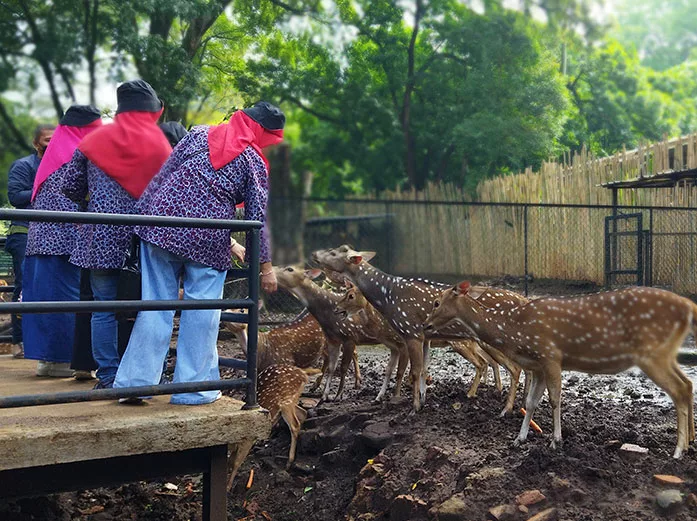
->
[0,208,261,410]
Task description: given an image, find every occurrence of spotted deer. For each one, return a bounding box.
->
[424,282,696,459]
[335,282,503,401]
[223,310,326,372]
[425,288,532,416]
[275,265,387,402]
[313,246,459,412]
[257,364,309,468]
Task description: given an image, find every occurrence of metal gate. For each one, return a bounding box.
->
[604,212,651,287]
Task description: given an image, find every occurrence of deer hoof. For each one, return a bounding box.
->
[499,408,511,418]
[512,437,525,448]
[549,439,563,450]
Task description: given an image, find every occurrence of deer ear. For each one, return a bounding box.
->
[359,251,376,263]
[305,268,323,280]
[455,281,471,295]
[344,279,355,289]
[348,255,362,265]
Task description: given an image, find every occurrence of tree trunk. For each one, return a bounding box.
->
[0,99,32,152]
[400,0,423,189]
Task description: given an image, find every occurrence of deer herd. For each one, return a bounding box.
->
[229,244,696,466]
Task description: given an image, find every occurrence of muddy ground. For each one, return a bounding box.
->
[2,337,697,521]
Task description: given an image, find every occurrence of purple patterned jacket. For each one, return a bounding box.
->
[26,163,81,257]
[58,150,138,270]
[136,126,271,270]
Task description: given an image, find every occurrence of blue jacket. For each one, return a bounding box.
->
[7,153,40,229]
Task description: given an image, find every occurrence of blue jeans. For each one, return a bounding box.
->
[90,270,120,382]
[114,241,225,405]
[5,233,27,344]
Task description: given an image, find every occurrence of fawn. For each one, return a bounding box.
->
[424,282,696,459]
[335,282,503,401]
[257,364,308,468]
[223,310,326,372]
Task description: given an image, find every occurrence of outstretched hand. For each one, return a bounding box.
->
[231,242,246,262]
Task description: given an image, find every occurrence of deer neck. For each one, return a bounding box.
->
[346,262,395,313]
[290,281,339,319]
[451,297,512,348]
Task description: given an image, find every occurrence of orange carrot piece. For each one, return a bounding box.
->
[520,408,543,434]
[246,469,254,490]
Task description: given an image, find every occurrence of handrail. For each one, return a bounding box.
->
[0,208,261,410]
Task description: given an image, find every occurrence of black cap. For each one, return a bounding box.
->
[116,79,163,114]
[242,101,285,130]
[159,121,188,147]
[59,105,101,127]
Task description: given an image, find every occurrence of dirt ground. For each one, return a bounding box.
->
[2,338,697,521]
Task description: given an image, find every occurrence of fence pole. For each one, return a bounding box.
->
[386,201,392,273]
[524,204,529,297]
[243,228,260,410]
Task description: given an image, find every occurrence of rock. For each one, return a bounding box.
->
[567,375,579,385]
[518,505,529,514]
[274,470,292,484]
[359,422,394,450]
[317,425,346,452]
[549,475,571,492]
[349,412,374,429]
[299,397,319,409]
[298,429,320,454]
[526,507,558,521]
[515,489,546,506]
[687,493,697,508]
[436,493,468,521]
[427,445,451,462]
[465,466,506,488]
[653,474,685,486]
[487,504,517,521]
[327,412,353,427]
[390,494,428,520]
[618,443,649,460]
[655,489,683,512]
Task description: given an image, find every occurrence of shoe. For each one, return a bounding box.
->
[36,360,52,377]
[118,397,144,405]
[73,370,96,381]
[48,363,74,378]
[11,343,24,359]
[93,377,115,390]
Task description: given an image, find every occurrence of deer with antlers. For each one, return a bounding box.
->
[336,282,506,401]
[424,282,696,459]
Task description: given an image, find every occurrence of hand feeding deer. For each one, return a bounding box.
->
[424,282,695,459]
[275,265,393,402]
[335,282,505,402]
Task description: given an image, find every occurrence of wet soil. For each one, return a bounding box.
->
[3,339,697,521]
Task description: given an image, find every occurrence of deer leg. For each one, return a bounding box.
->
[500,364,523,417]
[406,338,424,412]
[334,340,355,400]
[515,371,546,447]
[522,370,532,403]
[543,367,563,449]
[672,361,695,442]
[353,348,362,389]
[282,405,306,469]
[420,339,431,407]
[450,341,486,398]
[309,350,327,393]
[376,347,400,402]
[640,359,692,458]
[394,349,409,398]
[320,341,341,402]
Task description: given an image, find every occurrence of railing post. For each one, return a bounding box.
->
[243,227,260,410]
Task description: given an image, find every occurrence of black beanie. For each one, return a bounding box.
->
[242,101,285,130]
[116,80,163,114]
[59,105,102,127]
[159,121,188,147]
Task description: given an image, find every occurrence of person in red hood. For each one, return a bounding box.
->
[114,101,284,405]
[57,80,171,389]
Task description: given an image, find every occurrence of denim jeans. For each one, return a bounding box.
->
[5,233,27,344]
[90,269,120,382]
[114,241,225,405]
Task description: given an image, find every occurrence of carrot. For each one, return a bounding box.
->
[246,469,254,490]
[520,408,543,434]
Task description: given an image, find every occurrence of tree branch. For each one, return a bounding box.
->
[0,97,31,152]
[284,95,342,125]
